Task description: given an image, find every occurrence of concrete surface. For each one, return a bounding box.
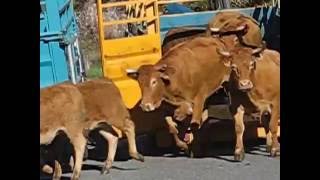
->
[41,141,280,180]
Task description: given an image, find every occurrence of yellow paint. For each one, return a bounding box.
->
[97,0,162,108]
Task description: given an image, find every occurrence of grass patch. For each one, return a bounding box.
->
[87,63,103,78]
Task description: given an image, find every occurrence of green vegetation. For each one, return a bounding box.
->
[87,63,103,78]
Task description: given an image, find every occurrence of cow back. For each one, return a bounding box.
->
[76,78,130,126]
[40,82,86,132]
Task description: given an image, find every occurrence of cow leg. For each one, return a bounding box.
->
[266,131,273,153]
[174,102,192,121]
[232,106,245,162]
[53,160,62,180]
[123,118,144,162]
[69,134,87,180]
[261,111,272,153]
[190,93,207,131]
[98,130,119,174]
[69,156,74,171]
[269,106,280,157]
[165,116,189,151]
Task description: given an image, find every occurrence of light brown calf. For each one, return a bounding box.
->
[76,78,144,174]
[40,83,87,180]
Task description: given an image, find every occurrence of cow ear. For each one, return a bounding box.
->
[252,41,266,57]
[160,73,170,86]
[159,66,175,86]
[126,69,139,80]
[154,64,167,72]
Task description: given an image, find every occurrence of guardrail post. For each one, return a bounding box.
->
[67,44,77,84]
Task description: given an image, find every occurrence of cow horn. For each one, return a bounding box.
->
[126,68,138,74]
[252,47,264,55]
[217,48,231,57]
[126,68,139,80]
[252,41,266,54]
[210,27,220,32]
[236,25,247,31]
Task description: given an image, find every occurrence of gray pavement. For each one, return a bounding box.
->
[57,143,279,180]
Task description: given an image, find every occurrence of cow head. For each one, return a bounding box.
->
[210,24,248,35]
[209,14,249,37]
[126,64,174,112]
[217,43,266,91]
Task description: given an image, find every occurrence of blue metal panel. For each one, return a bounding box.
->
[165,3,194,14]
[40,0,83,88]
[40,41,69,88]
[159,7,277,42]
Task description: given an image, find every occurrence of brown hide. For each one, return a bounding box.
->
[224,47,280,160]
[76,78,144,164]
[129,37,231,129]
[162,28,206,55]
[40,82,87,179]
[76,78,130,131]
[40,82,86,145]
[207,11,262,48]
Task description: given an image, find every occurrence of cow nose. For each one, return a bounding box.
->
[140,103,155,112]
[239,80,253,90]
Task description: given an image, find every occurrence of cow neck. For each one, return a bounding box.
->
[162,88,185,106]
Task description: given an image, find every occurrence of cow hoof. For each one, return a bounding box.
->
[188,149,195,158]
[270,147,280,157]
[100,165,110,175]
[71,175,80,180]
[234,150,245,162]
[133,153,145,162]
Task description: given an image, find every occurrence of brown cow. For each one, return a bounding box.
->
[41,79,144,178]
[207,11,263,48]
[162,28,206,55]
[127,37,232,136]
[217,44,280,161]
[40,83,87,180]
[76,78,144,174]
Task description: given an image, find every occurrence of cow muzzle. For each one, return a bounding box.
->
[140,103,156,112]
[238,79,253,91]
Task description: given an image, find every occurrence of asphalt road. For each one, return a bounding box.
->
[40,104,280,180]
[41,141,280,180]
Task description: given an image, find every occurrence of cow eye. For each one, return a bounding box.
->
[151,79,157,86]
[249,61,255,69]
